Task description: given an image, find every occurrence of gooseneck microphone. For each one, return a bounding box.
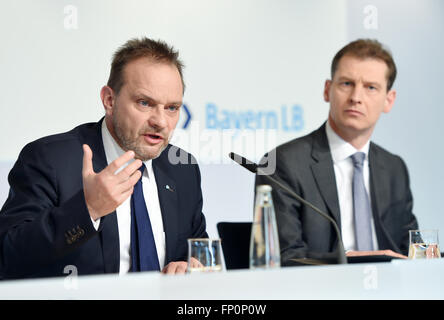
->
[229,152,347,265]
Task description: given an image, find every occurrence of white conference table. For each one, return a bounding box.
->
[0,258,442,300]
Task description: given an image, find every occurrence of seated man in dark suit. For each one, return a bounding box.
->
[255,39,418,265]
[0,37,208,279]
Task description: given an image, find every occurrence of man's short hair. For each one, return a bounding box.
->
[331,39,397,91]
[107,37,185,94]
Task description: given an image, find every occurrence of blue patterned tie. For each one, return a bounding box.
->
[351,152,374,251]
[130,163,160,271]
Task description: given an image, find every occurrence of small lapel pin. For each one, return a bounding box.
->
[165,185,174,192]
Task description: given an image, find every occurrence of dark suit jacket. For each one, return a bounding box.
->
[255,123,418,265]
[0,119,207,279]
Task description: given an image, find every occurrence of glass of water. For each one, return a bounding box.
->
[408,230,441,259]
[187,238,223,273]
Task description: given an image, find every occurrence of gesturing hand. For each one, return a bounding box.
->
[82,144,142,221]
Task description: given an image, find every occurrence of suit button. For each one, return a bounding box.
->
[76,226,85,237]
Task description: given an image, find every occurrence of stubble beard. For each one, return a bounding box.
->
[112,113,169,162]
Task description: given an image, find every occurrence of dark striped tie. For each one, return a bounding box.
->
[130,163,160,271]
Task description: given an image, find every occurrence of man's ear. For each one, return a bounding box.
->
[323,80,332,102]
[383,89,396,113]
[100,86,115,116]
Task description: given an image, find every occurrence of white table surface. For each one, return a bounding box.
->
[0,258,442,300]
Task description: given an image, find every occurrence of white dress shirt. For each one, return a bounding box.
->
[91,120,166,274]
[325,121,378,251]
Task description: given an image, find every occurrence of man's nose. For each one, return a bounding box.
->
[148,106,168,129]
[349,84,363,105]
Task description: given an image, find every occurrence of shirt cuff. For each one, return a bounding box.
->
[90,217,101,230]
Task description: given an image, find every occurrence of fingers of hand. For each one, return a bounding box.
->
[94,169,139,204]
[112,168,142,198]
[97,152,141,195]
[162,261,188,275]
[123,169,142,190]
[189,257,204,268]
[83,149,142,218]
[116,158,143,182]
[106,150,135,175]
[383,249,407,259]
[82,144,94,176]
[84,165,139,217]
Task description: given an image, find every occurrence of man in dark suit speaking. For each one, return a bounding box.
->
[0,37,208,279]
[255,39,418,265]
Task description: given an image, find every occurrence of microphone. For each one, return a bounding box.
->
[229,152,347,265]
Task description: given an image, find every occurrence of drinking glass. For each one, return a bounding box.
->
[187,238,223,273]
[408,229,441,259]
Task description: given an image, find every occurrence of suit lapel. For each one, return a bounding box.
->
[369,144,387,219]
[310,124,342,229]
[152,149,179,264]
[81,118,120,273]
[368,144,394,250]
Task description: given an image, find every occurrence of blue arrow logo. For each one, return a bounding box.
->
[182,103,192,129]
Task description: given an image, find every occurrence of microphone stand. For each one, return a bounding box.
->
[256,167,347,265]
[229,152,347,265]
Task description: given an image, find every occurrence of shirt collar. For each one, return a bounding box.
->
[101,119,153,177]
[325,120,370,163]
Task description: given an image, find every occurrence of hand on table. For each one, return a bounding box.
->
[161,258,204,275]
[346,249,407,259]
